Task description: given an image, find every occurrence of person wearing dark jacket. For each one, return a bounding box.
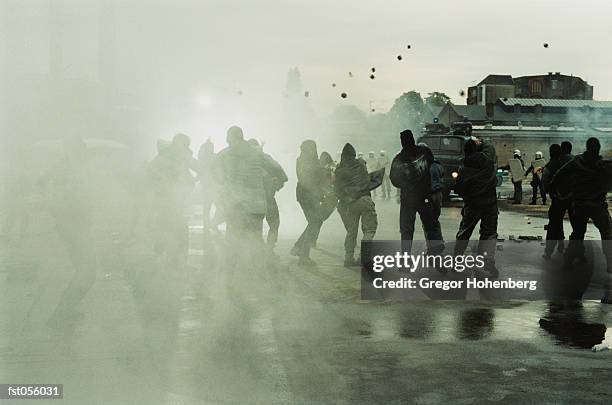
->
[541,144,573,258]
[247,139,288,254]
[311,151,339,247]
[454,139,499,277]
[389,130,440,254]
[423,145,445,251]
[335,143,378,267]
[551,138,612,303]
[216,127,277,245]
[291,140,327,266]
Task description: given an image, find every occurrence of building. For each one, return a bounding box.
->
[466,74,515,116]
[436,104,487,127]
[436,97,612,128]
[467,73,594,118]
[513,73,593,100]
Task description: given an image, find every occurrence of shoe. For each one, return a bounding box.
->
[298,256,317,267]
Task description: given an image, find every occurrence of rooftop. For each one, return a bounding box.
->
[477,74,514,86]
[498,98,612,108]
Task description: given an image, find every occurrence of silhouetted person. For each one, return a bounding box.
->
[247,139,287,255]
[561,141,573,158]
[312,151,338,247]
[149,133,196,266]
[542,144,573,258]
[41,137,96,327]
[378,150,391,199]
[499,150,524,204]
[291,140,326,266]
[552,137,611,303]
[525,151,546,205]
[424,145,444,251]
[366,151,382,198]
[197,139,219,237]
[335,143,378,267]
[216,127,276,251]
[454,139,499,277]
[390,130,439,254]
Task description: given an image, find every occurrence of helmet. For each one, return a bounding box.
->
[535,151,543,159]
[513,149,521,155]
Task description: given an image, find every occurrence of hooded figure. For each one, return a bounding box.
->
[291,140,328,266]
[389,130,439,253]
[216,126,277,242]
[335,143,370,203]
[552,138,612,303]
[542,144,568,259]
[453,138,499,277]
[334,143,378,266]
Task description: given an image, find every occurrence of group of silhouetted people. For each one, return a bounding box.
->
[144,126,610,303]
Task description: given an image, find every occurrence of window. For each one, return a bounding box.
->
[551,80,558,90]
[530,80,542,94]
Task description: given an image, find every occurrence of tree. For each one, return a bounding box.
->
[425,91,451,107]
[387,91,425,130]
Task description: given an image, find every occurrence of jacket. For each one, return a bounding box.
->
[551,152,610,204]
[454,142,498,207]
[217,140,275,215]
[389,145,432,205]
[430,161,445,193]
[335,144,371,203]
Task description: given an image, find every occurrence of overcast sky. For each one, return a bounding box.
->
[3,0,612,144]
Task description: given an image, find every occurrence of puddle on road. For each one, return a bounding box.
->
[344,301,610,351]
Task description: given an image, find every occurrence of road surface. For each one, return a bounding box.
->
[0,199,610,404]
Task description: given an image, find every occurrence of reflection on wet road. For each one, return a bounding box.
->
[1,202,610,404]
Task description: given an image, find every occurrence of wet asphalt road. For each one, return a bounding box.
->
[0,199,611,404]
